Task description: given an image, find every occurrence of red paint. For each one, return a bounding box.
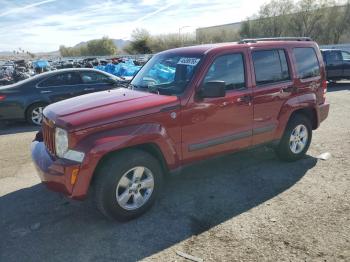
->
[31,40,330,200]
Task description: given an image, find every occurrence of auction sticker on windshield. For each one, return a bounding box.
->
[178,57,200,66]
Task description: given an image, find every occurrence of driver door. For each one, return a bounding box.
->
[181,51,253,163]
[324,50,343,78]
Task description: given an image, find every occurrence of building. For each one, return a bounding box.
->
[196,22,242,43]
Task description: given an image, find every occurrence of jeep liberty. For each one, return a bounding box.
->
[31,37,330,220]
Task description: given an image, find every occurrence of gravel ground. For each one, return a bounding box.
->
[0,83,349,262]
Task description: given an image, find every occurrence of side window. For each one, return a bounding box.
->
[341,51,350,61]
[325,51,342,63]
[204,53,245,90]
[39,72,81,87]
[80,71,110,84]
[252,49,290,86]
[293,48,320,79]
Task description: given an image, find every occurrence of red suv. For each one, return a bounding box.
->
[31,37,329,220]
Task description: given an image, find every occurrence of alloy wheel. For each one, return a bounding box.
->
[31,106,44,125]
[116,166,155,210]
[289,124,308,154]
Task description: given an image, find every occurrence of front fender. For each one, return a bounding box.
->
[71,123,180,199]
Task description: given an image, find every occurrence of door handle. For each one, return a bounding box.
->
[237,95,252,105]
[280,86,295,93]
[84,88,95,91]
[40,90,52,94]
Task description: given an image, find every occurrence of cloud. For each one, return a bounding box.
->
[0,0,267,52]
[134,0,178,24]
[0,0,56,18]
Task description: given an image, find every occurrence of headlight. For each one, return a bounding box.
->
[54,127,85,162]
[55,127,68,158]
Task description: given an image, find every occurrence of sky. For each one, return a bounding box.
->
[0,0,268,52]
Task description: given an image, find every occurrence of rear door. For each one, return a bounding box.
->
[79,71,114,94]
[250,48,294,145]
[324,50,343,79]
[341,51,350,77]
[37,72,83,102]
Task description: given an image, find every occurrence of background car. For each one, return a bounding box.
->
[321,49,350,82]
[0,68,124,125]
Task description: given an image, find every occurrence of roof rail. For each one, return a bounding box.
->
[238,37,313,44]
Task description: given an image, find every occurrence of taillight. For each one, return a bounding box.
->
[322,79,327,101]
[0,95,6,101]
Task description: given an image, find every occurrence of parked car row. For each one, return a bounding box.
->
[0,56,149,87]
[0,59,34,86]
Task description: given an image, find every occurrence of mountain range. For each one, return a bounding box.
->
[0,38,131,57]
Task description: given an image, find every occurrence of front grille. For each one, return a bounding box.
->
[42,117,56,155]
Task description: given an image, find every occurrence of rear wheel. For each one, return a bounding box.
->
[94,149,163,221]
[275,114,312,161]
[26,103,47,125]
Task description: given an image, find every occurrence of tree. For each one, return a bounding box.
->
[197,28,240,44]
[289,0,328,40]
[239,0,350,44]
[149,33,183,52]
[27,51,35,59]
[240,0,294,38]
[322,1,350,44]
[86,37,117,56]
[59,37,117,57]
[124,28,152,54]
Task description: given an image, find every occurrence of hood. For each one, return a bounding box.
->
[44,88,179,131]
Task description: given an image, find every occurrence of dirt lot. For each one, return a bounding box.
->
[0,83,349,262]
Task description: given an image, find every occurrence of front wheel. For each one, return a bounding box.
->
[275,114,312,161]
[94,149,163,221]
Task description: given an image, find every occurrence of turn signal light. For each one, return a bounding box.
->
[70,168,80,185]
[0,95,6,101]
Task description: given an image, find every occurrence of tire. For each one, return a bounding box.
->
[275,114,312,162]
[94,149,163,221]
[26,103,47,125]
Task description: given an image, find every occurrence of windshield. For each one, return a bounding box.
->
[130,53,202,95]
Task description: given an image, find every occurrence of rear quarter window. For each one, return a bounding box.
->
[293,48,320,79]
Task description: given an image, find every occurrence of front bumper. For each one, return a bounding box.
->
[31,140,81,197]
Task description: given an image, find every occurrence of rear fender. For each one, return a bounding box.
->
[275,93,317,139]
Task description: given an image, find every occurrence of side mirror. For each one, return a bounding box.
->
[198,80,226,98]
